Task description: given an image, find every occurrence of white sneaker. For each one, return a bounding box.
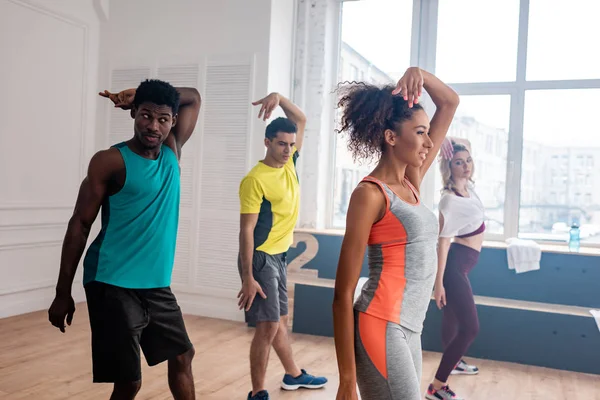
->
[450,359,479,375]
[426,384,464,400]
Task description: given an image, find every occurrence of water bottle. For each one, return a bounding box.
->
[569,223,580,252]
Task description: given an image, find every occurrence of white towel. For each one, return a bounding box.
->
[506,238,541,274]
[590,310,600,333]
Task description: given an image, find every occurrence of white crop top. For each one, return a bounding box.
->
[438,187,486,238]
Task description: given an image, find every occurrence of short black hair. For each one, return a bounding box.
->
[265,117,297,140]
[133,79,180,115]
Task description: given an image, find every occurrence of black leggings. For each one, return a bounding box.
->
[435,243,480,382]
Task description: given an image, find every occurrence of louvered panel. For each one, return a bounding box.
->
[179,154,194,208]
[196,59,252,291]
[172,218,191,285]
[108,68,151,146]
[195,217,241,289]
[198,137,247,212]
[157,64,200,87]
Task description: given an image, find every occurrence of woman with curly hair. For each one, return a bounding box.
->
[332,67,459,400]
[427,137,485,400]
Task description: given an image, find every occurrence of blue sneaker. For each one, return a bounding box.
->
[281,369,328,390]
[247,390,269,399]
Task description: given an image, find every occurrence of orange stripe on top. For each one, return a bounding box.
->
[361,176,408,324]
[359,311,388,379]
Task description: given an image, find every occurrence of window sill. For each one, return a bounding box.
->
[482,240,600,256]
[294,228,600,256]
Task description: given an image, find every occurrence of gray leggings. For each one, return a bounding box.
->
[355,311,422,400]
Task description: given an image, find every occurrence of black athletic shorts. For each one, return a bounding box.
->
[84,281,193,383]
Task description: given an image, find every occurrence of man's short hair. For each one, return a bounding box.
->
[265,117,297,140]
[133,79,180,115]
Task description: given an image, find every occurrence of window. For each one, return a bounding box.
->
[436,0,520,83]
[332,0,413,228]
[349,64,359,81]
[527,0,600,81]
[519,89,600,243]
[433,0,600,244]
[328,0,600,246]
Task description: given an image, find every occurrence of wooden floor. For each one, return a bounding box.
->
[0,307,598,400]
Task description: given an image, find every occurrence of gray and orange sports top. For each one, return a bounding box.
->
[354,176,439,333]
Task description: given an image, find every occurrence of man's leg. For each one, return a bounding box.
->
[241,251,284,397]
[250,321,279,395]
[275,254,328,391]
[140,287,196,400]
[84,282,145,400]
[272,316,302,377]
[110,382,142,400]
[272,254,301,377]
[168,348,196,400]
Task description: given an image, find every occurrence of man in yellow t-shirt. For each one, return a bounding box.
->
[237,92,327,400]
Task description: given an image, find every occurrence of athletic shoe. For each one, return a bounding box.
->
[280,369,328,390]
[247,390,269,399]
[426,384,463,400]
[451,359,479,375]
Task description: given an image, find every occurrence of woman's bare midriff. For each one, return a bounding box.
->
[453,232,484,252]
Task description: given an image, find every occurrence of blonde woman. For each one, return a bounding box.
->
[426,138,485,400]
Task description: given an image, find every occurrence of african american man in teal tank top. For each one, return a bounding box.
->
[48,79,201,400]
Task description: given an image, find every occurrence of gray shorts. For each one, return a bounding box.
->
[238,250,288,324]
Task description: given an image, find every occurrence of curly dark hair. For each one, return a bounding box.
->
[336,82,424,163]
[133,79,180,115]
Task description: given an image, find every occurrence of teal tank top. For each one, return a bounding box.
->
[83,142,180,288]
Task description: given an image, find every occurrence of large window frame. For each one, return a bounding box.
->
[329,0,600,245]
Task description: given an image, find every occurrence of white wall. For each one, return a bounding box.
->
[268,0,295,97]
[0,0,101,318]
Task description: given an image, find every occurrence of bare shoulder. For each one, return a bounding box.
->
[353,181,384,203]
[88,147,125,178]
[348,181,386,220]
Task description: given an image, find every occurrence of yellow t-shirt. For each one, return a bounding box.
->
[239,149,300,255]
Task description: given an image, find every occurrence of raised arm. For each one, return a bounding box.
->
[333,183,384,400]
[166,87,201,158]
[252,92,307,151]
[393,68,459,187]
[48,150,118,332]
